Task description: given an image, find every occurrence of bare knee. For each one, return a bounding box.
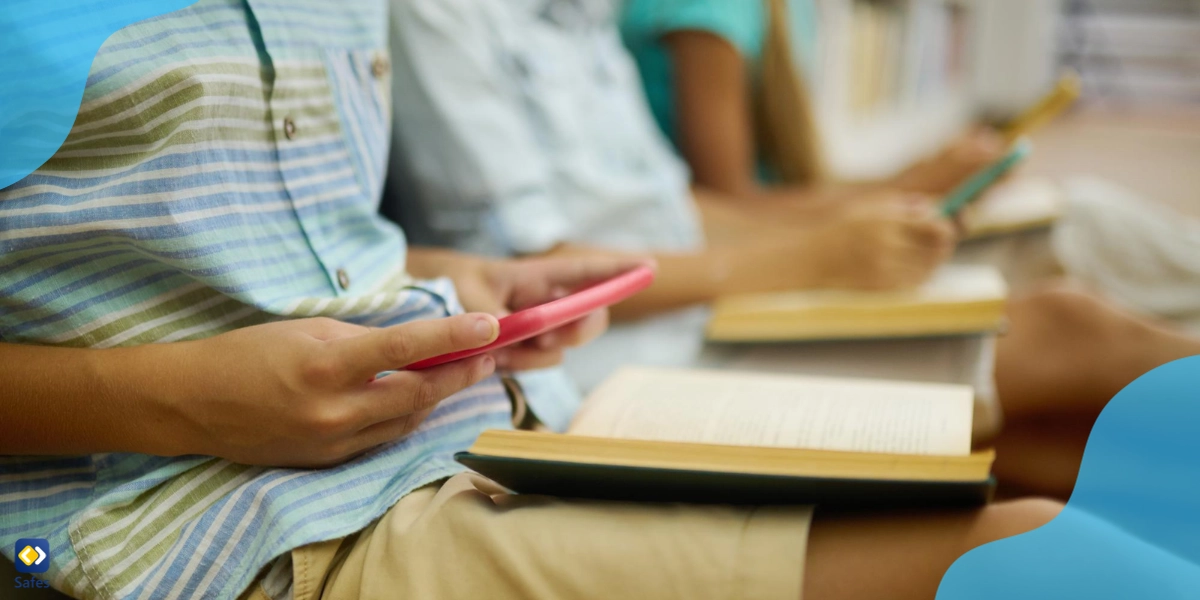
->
[972,394,1004,447]
[965,498,1063,550]
[1006,283,1152,354]
[1012,283,1108,330]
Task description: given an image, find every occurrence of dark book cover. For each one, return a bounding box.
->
[456,452,995,508]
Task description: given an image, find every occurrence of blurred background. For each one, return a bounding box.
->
[809,0,1199,215]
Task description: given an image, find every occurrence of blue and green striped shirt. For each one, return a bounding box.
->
[0,1,516,598]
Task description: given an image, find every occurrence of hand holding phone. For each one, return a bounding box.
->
[406,266,656,370]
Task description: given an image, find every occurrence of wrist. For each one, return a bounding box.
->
[90,341,205,457]
[719,236,824,296]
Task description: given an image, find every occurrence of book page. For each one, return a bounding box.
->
[719,264,1007,310]
[969,177,1063,233]
[569,368,974,456]
[917,265,1008,302]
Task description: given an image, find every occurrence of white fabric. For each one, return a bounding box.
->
[1053,177,1200,328]
[387,0,703,257]
[387,0,707,394]
[384,0,1001,398]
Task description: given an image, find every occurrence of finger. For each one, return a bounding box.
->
[540,256,656,289]
[882,238,949,282]
[883,259,937,289]
[973,127,1007,151]
[896,194,938,219]
[350,405,440,455]
[962,139,1006,166]
[492,346,564,371]
[899,238,954,274]
[326,313,499,384]
[355,354,495,426]
[949,209,971,237]
[533,310,609,350]
[509,256,656,309]
[454,274,512,318]
[907,217,959,247]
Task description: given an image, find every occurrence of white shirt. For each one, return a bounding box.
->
[387,0,709,393]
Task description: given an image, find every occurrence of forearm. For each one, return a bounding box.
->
[0,342,190,456]
[692,184,843,239]
[888,157,950,195]
[406,236,821,321]
[545,242,824,321]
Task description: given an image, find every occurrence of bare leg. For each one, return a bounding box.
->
[803,499,1062,600]
[996,284,1200,420]
[992,419,1092,500]
[990,284,1200,498]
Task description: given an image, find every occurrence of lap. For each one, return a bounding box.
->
[282,473,813,600]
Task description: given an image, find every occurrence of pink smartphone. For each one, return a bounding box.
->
[405,266,656,371]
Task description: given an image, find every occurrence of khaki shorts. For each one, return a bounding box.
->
[243,473,813,600]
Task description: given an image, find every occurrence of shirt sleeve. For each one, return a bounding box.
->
[624,0,766,58]
[388,0,573,255]
[789,0,820,69]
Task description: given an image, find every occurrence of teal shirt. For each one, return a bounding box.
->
[620,0,819,146]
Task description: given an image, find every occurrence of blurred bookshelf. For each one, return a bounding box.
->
[1060,0,1200,107]
[812,0,979,180]
[810,0,1062,180]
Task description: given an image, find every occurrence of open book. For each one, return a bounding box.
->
[458,367,995,507]
[965,177,1064,240]
[706,265,1007,343]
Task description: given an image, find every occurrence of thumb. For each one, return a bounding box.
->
[326,313,500,385]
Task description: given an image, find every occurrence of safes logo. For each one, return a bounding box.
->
[14,539,49,574]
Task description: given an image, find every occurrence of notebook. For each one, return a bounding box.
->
[705,265,1008,343]
[457,367,995,507]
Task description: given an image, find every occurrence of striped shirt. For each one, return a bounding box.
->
[0,1,516,598]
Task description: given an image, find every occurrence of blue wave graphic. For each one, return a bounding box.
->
[939,356,1200,599]
[0,0,198,190]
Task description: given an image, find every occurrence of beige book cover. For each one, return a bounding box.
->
[706,265,1008,343]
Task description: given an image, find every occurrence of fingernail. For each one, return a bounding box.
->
[479,354,496,374]
[473,315,498,341]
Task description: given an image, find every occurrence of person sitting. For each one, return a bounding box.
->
[0,2,1062,600]
[385,0,1200,501]
[621,0,1006,210]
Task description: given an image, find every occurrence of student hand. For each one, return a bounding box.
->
[893,127,1008,195]
[408,249,652,371]
[807,192,958,290]
[164,315,501,467]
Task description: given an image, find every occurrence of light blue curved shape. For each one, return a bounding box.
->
[0,0,198,190]
[938,356,1200,599]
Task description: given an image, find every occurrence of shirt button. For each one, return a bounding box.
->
[336,268,351,291]
[371,53,390,78]
[283,117,297,140]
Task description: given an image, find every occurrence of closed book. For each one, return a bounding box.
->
[706,265,1008,343]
